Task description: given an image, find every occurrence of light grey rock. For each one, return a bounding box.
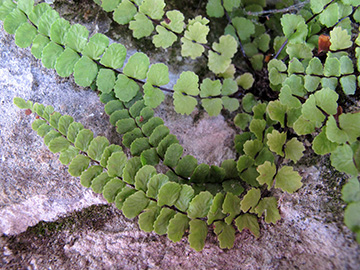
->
[0,1,359,269]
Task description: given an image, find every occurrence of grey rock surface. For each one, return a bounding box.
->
[0,1,359,269]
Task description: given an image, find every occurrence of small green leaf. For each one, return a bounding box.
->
[243,139,263,159]
[236,73,254,91]
[241,188,261,213]
[66,122,83,143]
[123,157,142,185]
[174,155,198,178]
[331,144,358,176]
[207,193,226,225]
[80,165,103,188]
[149,125,170,146]
[59,146,79,165]
[286,43,313,59]
[163,143,183,168]
[41,42,64,69]
[288,58,304,74]
[267,130,286,157]
[38,9,59,37]
[280,14,307,43]
[221,97,240,112]
[275,166,303,193]
[324,57,341,77]
[100,43,127,69]
[135,165,157,192]
[310,0,332,13]
[167,213,189,242]
[44,130,61,146]
[73,56,98,87]
[285,138,305,163]
[129,13,154,39]
[55,48,80,78]
[138,202,161,232]
[28,3,50,26]
[122,191,150,219]
[206,0,224,17]
[235,213,260,238]
[326,115,349,144]
[340,56,354,75]
[180,37,205,59]
[319,3,339,27]
[208,52,231,74]
[232,17,255,40]
[254,197,280,224]
[96,69,116,94]
[188,219,208,251]
[65,24,89,52]
[202,99,223,116]
[113,0,137,25]
[114,186,136,210]
[184,21,209,44]
[157,134,179,158]
[74,129,93,152]
[114,74,140,103]
[173,91,198,115]
[143,83,165,108]
[4,8,27,35]
[48,136,70,153]
[222,180,244,196]
[188,191,213,219]
[234,113,252,130]
[154,208,176,235]
[293,115,316,135]
[173,71,199,96]
[140,148,159,166]
[306,57,323,75]
[174,184,195,212]
[13,97,30,109]
[82,33,110,60]
[214,221,236,249]
[312,127,338,155]
[31,34,50,59]
[15,23,37,48]
[213,35,238,59]
[147,63,169,86]
[50,18,70,45]
[222,192,241,225]
[340,75,356,95]
[58,115,74,136]
[68,154,90,177]
[139,0,165,20]
[344,201,360,234]
[123,52,150,80]
[17,0,34,15]
[146,174,169,199]
[237,155,254,174]
[107,151,127,177]
[101,0,121,12]
[342,177,360,204]
[103,178,125,203]
[157,182,182,207]
[256,161,276,189]
[161,10,184,33]
[153,25,177,49]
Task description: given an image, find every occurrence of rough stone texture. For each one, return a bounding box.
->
[0,1,359,269]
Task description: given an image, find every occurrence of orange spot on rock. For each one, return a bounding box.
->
[318,34,331,54]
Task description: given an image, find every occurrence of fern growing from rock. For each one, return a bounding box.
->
[3,0,360,250]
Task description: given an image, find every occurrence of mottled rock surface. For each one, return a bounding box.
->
[0,1,359,269]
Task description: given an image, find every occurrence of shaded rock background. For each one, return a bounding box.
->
[0,0,359,269]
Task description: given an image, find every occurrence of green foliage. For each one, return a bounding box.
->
[7,0,360,252]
